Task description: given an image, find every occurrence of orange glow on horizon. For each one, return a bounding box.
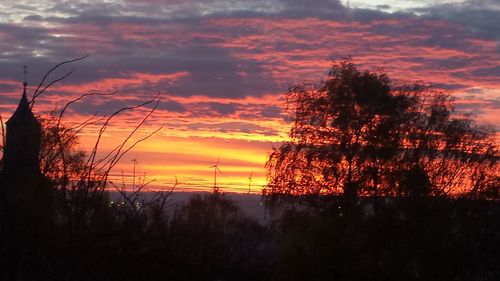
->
[0,11,498,194]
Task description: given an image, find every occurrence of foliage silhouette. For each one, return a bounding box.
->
[264,58,498,204]
[168,193,271,281]
[270,198,500,281]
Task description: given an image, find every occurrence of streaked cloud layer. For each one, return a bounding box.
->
[0,0,498,192]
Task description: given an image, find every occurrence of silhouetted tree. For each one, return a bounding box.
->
[169,193,270,281]
[264,58,498,204]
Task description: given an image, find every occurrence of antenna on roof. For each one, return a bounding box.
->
[23,66,27,85]
[23,65,28,93]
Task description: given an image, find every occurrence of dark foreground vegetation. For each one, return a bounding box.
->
[0,190,499,281]
[270,197,500,281]
[0,58,498,280]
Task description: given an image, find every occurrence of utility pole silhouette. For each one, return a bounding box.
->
[209,158,222,193]
[248,171,253,194]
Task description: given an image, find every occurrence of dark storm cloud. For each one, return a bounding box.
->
[454,98,500,115]
[207,102,238,115]
[185,121,279,135]
[0,0,497,124]
[0,82,18,94]
[60,96,186,116]
[429,83,468,90]
[260,106,281,118]
[0,23,83,84]
[237,105,282,120]
[0,95,20,108]
[274,0,345,18]
[0,23,51,58]
[414,1,500,40]
[401,56,477,73]
[62,98,129,116]
[3,9,279,98]
[162,47,278,98]
[157,100,187,113]
[121,0,345,19]
[473,66,500,77]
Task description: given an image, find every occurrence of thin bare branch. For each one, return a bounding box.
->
[31,68,75,109]
[30,55,88,109]
[85,94,161,179]
[57,91,117,129]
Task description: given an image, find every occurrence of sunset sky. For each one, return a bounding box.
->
[0,0,498,193]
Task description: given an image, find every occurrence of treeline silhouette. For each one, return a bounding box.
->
[1,186,498,280]
[0,58,498,281]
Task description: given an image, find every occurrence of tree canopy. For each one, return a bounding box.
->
[264,58,499,200]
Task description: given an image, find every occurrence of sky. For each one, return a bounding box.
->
[0,0,498,193]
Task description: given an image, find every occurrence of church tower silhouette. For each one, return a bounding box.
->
[2,77,42,176]
[0,69,49,281]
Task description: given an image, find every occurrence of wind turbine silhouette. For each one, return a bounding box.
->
[209,158,222,193]
[248,171,253,194]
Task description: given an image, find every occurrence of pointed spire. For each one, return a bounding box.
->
[6,66,37,124]
[23,65,28,98]
[23,65,27,86]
